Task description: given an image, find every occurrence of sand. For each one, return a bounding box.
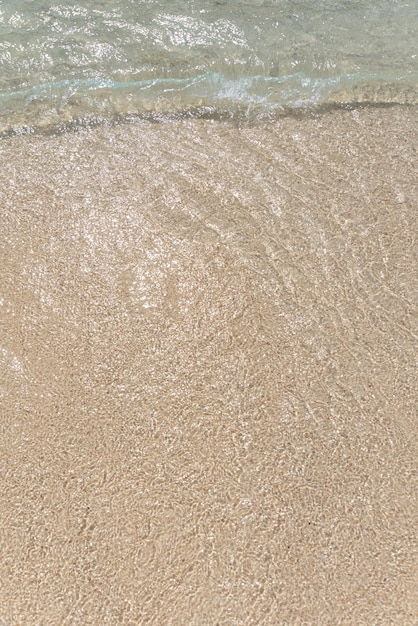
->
[1,106,417,625]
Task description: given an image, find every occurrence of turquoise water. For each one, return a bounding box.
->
[1,0,417,132]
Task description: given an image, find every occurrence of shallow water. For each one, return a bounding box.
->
[1,0,418,132]
[1,107,417,623]
[1,2,418,622]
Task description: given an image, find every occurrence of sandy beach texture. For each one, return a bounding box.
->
[1,106,417,625]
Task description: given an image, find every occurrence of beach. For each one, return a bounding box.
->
[1,106,417,624]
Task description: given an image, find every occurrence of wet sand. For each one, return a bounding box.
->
[1,106,417,624]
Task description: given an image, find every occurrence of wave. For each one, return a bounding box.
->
[1,70,417,136]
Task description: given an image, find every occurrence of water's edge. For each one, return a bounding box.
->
[1,97,417,140]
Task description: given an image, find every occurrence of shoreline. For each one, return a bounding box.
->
[1,105,417,624]
[1,100,418,140]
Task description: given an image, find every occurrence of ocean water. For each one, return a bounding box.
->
[1,0,417,133]
[1,108,418,624]
[2,2,418,623]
